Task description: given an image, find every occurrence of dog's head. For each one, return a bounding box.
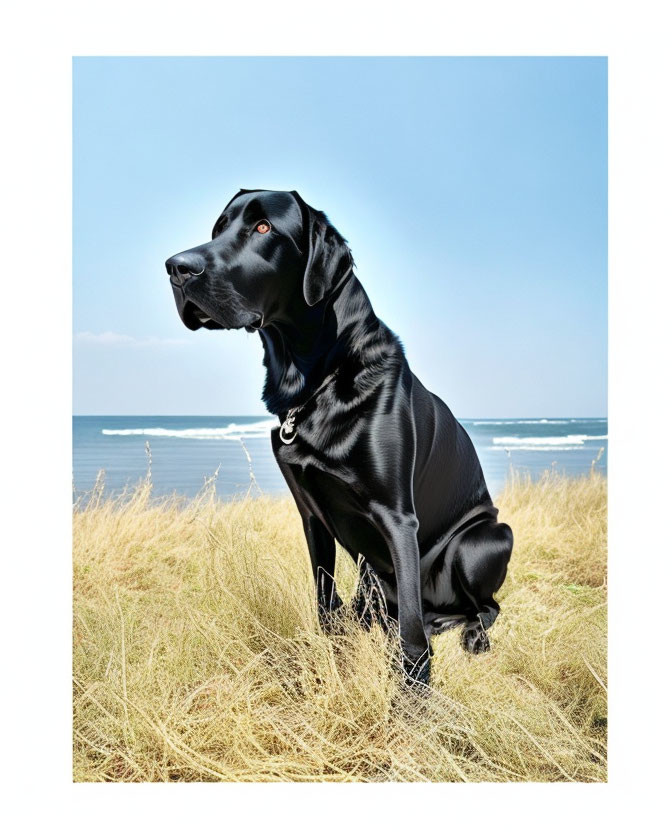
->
[166,189,354,332]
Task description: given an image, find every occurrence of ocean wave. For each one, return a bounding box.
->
[472,419,571,426]
[102,420,276,441]
[493,434,608,447]
[470,419,607,426]
[487,446,581,452]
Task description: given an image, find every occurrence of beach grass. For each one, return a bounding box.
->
[73,467,607,782]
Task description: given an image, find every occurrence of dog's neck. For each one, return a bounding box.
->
[258,275,385,415]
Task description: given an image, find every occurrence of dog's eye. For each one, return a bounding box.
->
[255,221,271,234]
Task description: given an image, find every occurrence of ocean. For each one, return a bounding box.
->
[73,415,608,502]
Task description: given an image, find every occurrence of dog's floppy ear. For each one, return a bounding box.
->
[291,191,354,307]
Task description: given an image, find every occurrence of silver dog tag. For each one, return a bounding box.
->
[279,408,298,444]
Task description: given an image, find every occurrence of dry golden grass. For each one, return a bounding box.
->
[73,467,607,782]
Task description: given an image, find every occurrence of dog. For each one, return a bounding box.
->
[166,189,513,685]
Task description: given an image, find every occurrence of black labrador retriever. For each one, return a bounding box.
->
[166,189,513,685]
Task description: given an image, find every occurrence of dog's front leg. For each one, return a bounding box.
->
[371,505,431,686]
[302,515,343,631]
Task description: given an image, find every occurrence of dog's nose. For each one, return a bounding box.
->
[165,252,207,286]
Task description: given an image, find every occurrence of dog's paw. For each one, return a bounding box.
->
[317,597,344,634]
[401,650,432,690]
[461,620,491,654]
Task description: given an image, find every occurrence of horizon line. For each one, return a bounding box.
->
[73,413,609,419]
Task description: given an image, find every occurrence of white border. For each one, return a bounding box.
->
[3,0,671,828]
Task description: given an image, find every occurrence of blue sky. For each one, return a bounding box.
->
[73,57,606,416]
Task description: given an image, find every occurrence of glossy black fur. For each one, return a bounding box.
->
[166,189,513,685]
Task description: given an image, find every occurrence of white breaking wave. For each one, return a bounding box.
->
[487,446,580,452]
[472,419,571,426]
[471,419,607,426]
[102,419,276,441]
[493,434,608,447]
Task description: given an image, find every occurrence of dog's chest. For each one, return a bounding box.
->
[273,430,362,513]
[273,431,393,570]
